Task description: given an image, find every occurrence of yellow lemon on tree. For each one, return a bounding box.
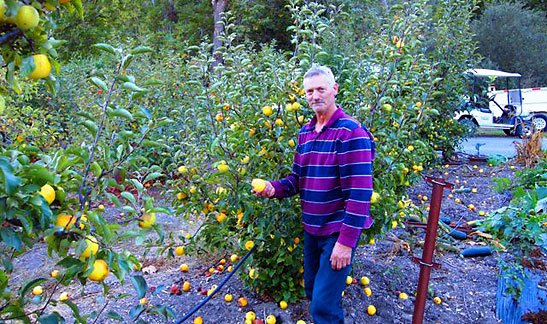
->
[251,178,266,192]
[382,103,392,112]
[370,191,380,204]
[38,184,55,204]
[15,5,39,30]
[0,0,7,21]
[216,212,227,223]
[80,236,99,258]
[217,163,229,173]
[292,102,301,110]
[245,240,254,251]
[88,260,109,282]
[249,268,258,280]
[275,118,284,127]
[288,139,295,147]
[178,165,187,174]
[28,54,52,79]
[138,212,156,229]
[59,292,69,301]
[175,246,185,256]
[262,105,273,116]
[56,214,75,229]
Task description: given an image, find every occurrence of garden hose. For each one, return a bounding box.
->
[175,244,257,323]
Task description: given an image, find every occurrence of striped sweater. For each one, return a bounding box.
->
[271,108,375,247]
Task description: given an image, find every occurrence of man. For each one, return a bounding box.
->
[253,65,375,323]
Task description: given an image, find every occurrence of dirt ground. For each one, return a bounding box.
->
[6,163,543,324]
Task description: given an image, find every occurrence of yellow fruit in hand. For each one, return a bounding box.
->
[360,276,370,285]
[262,105,273,116]
[251,178,266,192]
[88,260,109,282]
[32,286,43,296]
[346,276,353,285]
[56,214,76,229]
[80,236,99,258]
[245,240,255,251]
[266,315,276,324]
[38,184,56,204]
[175,246,185,256]
[367,305,376,315]
[434,296,442,304]
[224,294,232,301]
[399,292,408,299]
[180,264,189,272]
[279,300,288,309]
[138,212,156,229]
[15,5,39,31]
[370,191,380,204]
[28,54,52,79]
[364,287,372,296]
[59,292,69,301]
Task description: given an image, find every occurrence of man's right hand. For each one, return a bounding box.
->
[252,180,275,198]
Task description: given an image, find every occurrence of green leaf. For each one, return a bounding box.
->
[120,192,136,205]
[82,120,98,137]
[143,172,163,184]
[38,313,63,324]
[0,228,22,250]
[110,108,133,120]
[20,56,36,77]
[130,46,153,55]
[26,164,55,184]
[121,82,147,92]
[130,275,148,298]
[90,77,108,91]
[19,277,47,298]
[61,300,84,323]
[93,43,117,55]
[0,157,21,194]
[106,312,124,321]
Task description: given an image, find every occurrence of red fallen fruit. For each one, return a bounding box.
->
[176,290,182,295]
[205,272,212,277]
[170,286,179,294]
[201,290,207,295]
[254,319,264,324]
[352,278,357,284]
[150,286,156,293]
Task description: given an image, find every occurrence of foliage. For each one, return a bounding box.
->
[472,1,547,87]
[0,43,174,322]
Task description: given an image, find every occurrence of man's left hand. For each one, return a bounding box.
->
[330,242,352,270]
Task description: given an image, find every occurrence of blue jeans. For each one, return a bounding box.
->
[304,232,355,324]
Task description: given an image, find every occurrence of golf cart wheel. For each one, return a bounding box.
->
[503,129,515,136]
[515,122,532,139]
[531,114,547,132]
[458,118,478,136]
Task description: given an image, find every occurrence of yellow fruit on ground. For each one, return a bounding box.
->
[230,254,238,263]
[360,276,370,286]
[38,184,55,204]
[346,276,353,285]
[32,286,43,296]
[182,281,191,291]
[367,305,376,315]
[180,264,189,272]
[399,292,409,299]
[238,296,248,307]
[364,287,372,297]
[266,315,276,324]
[193,316,203,324]
[15,5,39,31]
[279,300,288,309]
[88,260,109,282]
[370,191,380,204]
[50,269,59,278]
[56,214,76,229]
[138,212,156,229]
[227,265,233,272]
[434,296,442,304]
[479,211,485,216]
[224,294,233,302]
[80,236,99,258]
[245,240,255,251]
[262,105,273,116]
[251,178,266,192]
[246,311,256,321]
[175,246,185,256]
[28,54,52,79]
[98,204,105,211]
[59,292,69,301]
[296,321,306,324]
[139,297,147,305]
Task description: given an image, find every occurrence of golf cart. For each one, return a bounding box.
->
[454,69,533,138]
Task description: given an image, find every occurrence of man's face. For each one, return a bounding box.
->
[303,74,338,115]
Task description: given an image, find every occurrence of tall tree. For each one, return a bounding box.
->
[212,0,230,65]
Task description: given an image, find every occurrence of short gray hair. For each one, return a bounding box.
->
[304,65,335,86]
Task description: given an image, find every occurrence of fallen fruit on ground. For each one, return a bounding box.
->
[224,294,232,302]
[230,254,238,263]
[434,296,442,304]
[180,264,189,272]
[364,287,372,296]
[399,292,408,299]
[266,315,276,324]
[246,311,256,321]
[59,292,69,301]
[32,286,43,296]
[50,270,59,278]
[346,276,353,285]
[238,296,248,307]
[193,316,203,324]
[360,276,370,285]
[182,281,191,292]
[139,297,147,305]
[367,305,376,315]
[279,300,287,309]
[88,260,109,282]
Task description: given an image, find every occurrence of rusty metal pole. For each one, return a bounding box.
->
[412,176,453,324]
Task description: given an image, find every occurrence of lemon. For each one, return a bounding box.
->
[238,296,248,307]
[59,292,69,300]
[433,296,442,304]
[28,54,52,79]
[193,316,203,324]
[182,281,191,291]
[262,105,273,116]
[50,269,59,278]
[346,276,353,285]
[249,268,258,279]
[382,103,392,112]
[224,294,233,302]
[266,315,276,324]
[399,292,409,299]
[138,212,156,229]
[292,102,301,110]
[370,191,380,204]
[80,236,99,258]
[15,5,39,31]
[178,165,187,174]
[0,0,6,21]
[251,178,266,192]
[279,300,288,309]
[230,254,238,263]
[217,163,229,173]
[56,214,75,229]
[367,305,376,315]
[139,297,147,305]
[88,260,109,282]
[179,264,189,272]
[175,246,185,256]
[38,184,55,204]
[246,311,256,321]
[360,276,370,285]
[32,286,43,296]
[216,212,227,223]
[364,287,372,296]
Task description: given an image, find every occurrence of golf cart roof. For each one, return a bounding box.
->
[464,69,521,78]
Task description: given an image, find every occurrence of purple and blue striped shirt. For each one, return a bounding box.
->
[271,108,375,247]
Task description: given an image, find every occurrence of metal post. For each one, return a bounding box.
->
[412,177,452,324]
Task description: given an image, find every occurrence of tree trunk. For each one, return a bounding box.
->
[212,0,229,67]
[380,0,388,8]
